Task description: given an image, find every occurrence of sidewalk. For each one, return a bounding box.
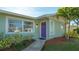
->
[22,40,46,51]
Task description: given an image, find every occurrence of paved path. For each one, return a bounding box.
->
[22,40,46,51]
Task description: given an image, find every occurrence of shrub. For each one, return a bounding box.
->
[75,28,79,34]
[22,35,32,41]
[8,34,23,44]
[5,34,33,44]
[0,37,12,49]
[67,30,78,38]
[0,33,33,49]
[0,32,4,39]
[0,34,23,49]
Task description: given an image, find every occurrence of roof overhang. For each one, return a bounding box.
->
[0,9,65,22]
[0,9,36,20]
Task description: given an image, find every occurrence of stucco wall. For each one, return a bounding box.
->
[48,17,65,39]
[0,14,6,33]
[32,19,40,40]
[0,13,65,40]
[0,13,39,40]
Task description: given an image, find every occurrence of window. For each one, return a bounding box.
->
[23,21,33,32]
[8,19,22,32]
[7,17,34,33]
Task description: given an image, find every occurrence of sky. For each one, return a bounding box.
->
[0,7,76,25]
[0,7,58,17]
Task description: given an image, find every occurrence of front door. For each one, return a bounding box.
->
[41,22,46,39]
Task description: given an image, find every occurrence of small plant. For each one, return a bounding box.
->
[75,28,79,34]
[8,34,23,44]
[0,32,33,49]
[67,30,78,38]
[22,35,32,41]
[0,34,22,49]
[0,32,4,39]
[0,37,12,49]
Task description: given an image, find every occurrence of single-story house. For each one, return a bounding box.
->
[0,10,65,40]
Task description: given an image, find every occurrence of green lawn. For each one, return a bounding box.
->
[43,41,79,51]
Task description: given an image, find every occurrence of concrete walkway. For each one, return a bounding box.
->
[22,40,46,51]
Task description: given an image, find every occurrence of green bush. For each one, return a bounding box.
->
[75,28,79,34]
[13,34,22,43]
[66,30,79,41]
[22,35,32,41]
[67,30,78,38]
[12,34,31,42]
[0,33,23,49]
[5,34,32,44]
[7,34,23,44]
[0,32,4,39]
[0,38,12,49]
[0,33,33,49]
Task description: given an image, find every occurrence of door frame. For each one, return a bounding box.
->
[40,21,46,38]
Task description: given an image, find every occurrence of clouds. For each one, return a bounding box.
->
[0,7,58,17]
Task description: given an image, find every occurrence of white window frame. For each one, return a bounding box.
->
[6,16,35,34]
[22,19,35,33]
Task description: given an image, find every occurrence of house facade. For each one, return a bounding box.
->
[0,10,65,40]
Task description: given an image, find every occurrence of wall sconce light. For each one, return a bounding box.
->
[61,25,63,29]
[36,24,38,28]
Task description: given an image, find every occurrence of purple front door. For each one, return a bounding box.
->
[41,22,46,39]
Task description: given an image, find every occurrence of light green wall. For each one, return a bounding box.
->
[0,14,6,34]
[48,17,65,39]
[32,19,40,39]
[38,17,65,40]
[38,18,49,39]
[0,13,65,40]
[0,13,39,40]
[46,19,50,39]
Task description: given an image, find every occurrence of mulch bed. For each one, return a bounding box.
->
[43,36,67,47]
[45,36,66,45]
[0,40,35,51]
[41,36,66,50]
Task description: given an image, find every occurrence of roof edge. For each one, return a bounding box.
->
[0,9,36,19]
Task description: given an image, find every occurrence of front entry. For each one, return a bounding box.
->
[40,22,46,39]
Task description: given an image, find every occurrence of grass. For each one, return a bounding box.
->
[43,41,79,51]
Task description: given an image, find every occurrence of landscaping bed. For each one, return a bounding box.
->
[44,36,66,45]
[0,39,35,51]
[42,36,79,51]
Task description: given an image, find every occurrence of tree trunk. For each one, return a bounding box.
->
[68,20,71,40]
[77,24,78,29]
[64,22,66,38]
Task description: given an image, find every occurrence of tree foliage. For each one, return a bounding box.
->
[57,7,79,21]
[56,7,79,39]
